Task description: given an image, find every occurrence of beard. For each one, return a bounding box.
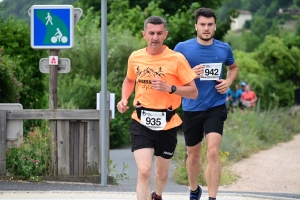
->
[197,32,214,41]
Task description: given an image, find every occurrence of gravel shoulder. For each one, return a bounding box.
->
[216,134,300,194]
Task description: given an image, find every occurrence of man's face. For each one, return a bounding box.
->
[195,16,216,41]
[142,23,168,49]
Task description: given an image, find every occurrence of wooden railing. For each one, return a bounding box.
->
[0,109,111,183]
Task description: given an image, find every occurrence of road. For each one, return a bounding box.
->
[0,144,299,199]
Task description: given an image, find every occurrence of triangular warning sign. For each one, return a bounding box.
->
[49,56,58,65]
[51,57,57,64]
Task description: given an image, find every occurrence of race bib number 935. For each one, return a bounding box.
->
[140,110,167,131]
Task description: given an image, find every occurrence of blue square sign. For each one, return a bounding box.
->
[30,5,74,49]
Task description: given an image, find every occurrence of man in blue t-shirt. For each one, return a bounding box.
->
[225,88,232,109]
[174,7,239,200]
[232,83,243,108]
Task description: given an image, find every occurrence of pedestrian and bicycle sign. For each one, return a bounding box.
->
[30,5,74,49]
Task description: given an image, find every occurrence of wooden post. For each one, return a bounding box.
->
[49,49,59,175]
[78,121,86,176]
[87,121,100,175]
[57,120,70,175]
[0,110,7,175]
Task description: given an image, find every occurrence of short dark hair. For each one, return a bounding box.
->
[144,16,167,30]
[194,8,216,24]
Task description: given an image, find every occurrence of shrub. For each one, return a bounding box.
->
[0,16,47,109]
[6,122,51,180]
[0,49,22,103]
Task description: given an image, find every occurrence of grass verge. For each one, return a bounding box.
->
[172,107,300,186]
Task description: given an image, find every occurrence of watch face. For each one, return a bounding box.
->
[172,85,176,92]
[170,85,176,94]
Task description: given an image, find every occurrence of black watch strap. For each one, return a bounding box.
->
[169,85,176,94]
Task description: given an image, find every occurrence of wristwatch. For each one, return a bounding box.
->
[169,85,177,94]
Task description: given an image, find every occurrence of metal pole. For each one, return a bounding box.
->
[49,49,59,176]
[100,0,107,186]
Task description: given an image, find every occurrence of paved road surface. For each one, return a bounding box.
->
[0,191,297,200]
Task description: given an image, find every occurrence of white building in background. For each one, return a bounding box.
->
[231,10,252,31]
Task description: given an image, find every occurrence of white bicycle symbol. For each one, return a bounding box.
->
[51,35,68,43]
[51,28,68,43]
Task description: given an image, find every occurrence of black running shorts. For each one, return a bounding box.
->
[181,105,228,147]
[129,119,178,159]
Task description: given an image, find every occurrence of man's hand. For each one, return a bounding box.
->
[117,99,129,114]
[152,78,170,92]
[215,79,231,94]
[193,65,205,79]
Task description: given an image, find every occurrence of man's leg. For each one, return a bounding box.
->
[205,133,222,198]
[186,142,202,191]
[134,148,154,200]
[153,156,172,196]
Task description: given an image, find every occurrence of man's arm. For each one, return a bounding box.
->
[117,76,135,113]
[151,78,198,99]
[226,62,239,85]
[172,81,198,99]
[215,61,239,94]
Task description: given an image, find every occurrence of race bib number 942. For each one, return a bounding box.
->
[140,110,167,131]
[200,63,222,81]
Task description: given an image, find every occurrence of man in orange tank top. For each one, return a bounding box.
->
[117,16,198,200]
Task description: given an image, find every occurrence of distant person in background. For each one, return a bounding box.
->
[241,81,247,92]
[225,88,232,111]
[241,85,257,108]
[231,83,243,111]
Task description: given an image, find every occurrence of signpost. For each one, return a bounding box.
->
[28,4,110,185]
[30,5,74,49]
[28,5,82,177]
[39,58,71,73]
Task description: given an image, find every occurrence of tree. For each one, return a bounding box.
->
[253,35,300,107]
[1,0,76,24]
[256,36,300,85]
[0,49,22,103]
[241,16,280,52]
[75,0,237,48]
[0,16,47,109]
[128,0,225,15]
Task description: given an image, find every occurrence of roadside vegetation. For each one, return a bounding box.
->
[173,107,300,186]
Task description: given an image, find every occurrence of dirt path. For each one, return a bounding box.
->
[214,134,300,194]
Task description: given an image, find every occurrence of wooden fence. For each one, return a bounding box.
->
[0,109,112,183]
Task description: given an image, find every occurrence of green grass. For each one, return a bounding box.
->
[172,107,300,186]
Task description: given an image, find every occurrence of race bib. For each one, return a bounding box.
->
[140,110,167,131]
[200,63,222,81]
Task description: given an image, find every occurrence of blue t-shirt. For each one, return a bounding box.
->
[174,38,235,111]
[226,88,232,98]
[226,88,232,106]
[232,89,243,104]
